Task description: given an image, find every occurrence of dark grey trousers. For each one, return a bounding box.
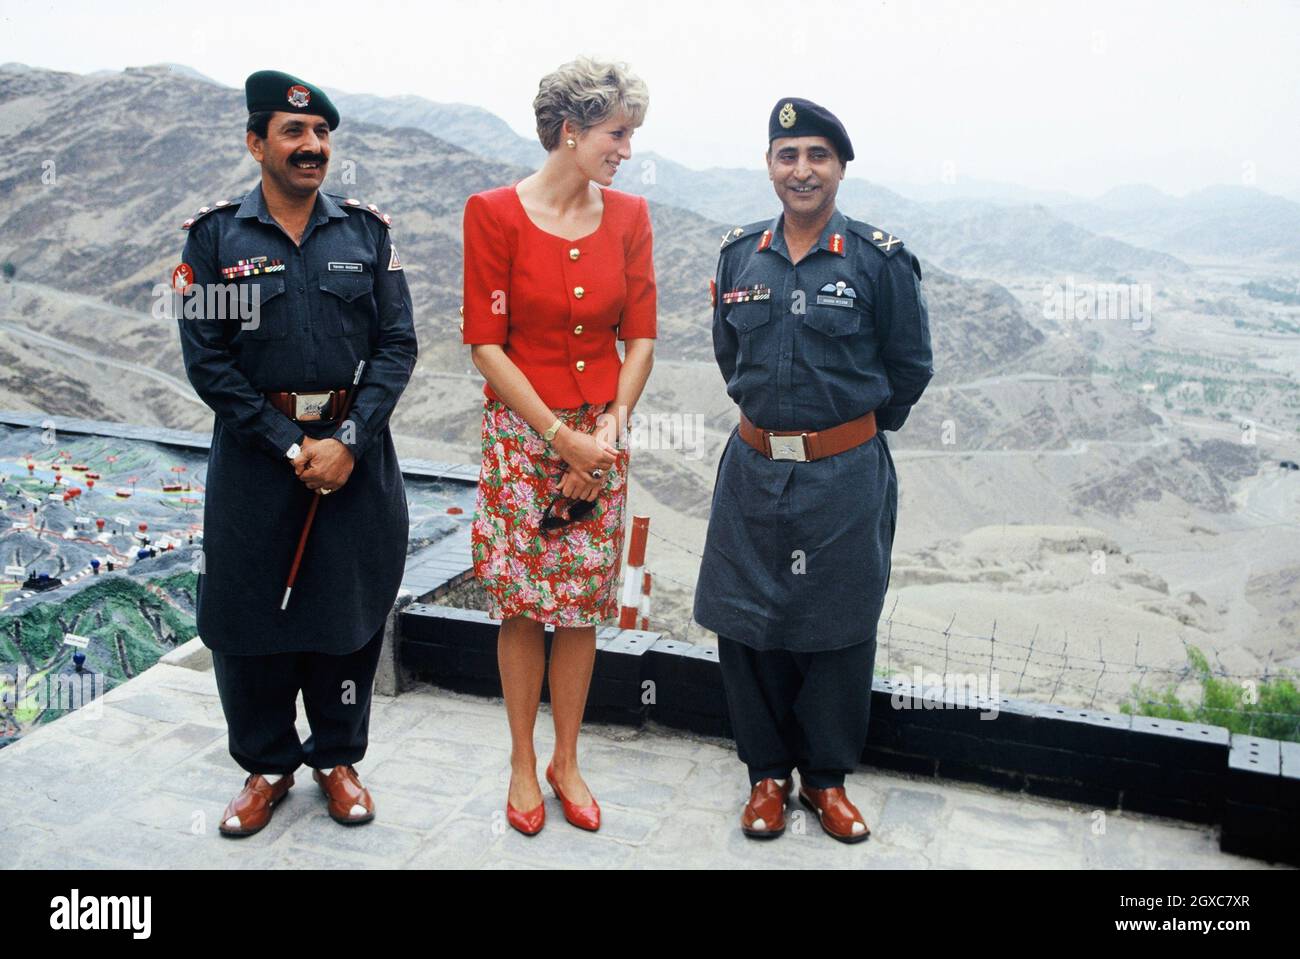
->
[717,635,877,789]
[210,623,386,775]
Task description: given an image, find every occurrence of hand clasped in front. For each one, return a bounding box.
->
[293,437,355,494]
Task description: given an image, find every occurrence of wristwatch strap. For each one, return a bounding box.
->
[543,418,563,443]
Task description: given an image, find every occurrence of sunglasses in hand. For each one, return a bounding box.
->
[540,495,597,532]
[541,466,603,533]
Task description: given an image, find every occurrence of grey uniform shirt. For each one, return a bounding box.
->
[176,182,418,655]
[692,207,934,652]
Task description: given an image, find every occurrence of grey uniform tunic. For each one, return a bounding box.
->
[692,208,934,652]
[177,183,418,656]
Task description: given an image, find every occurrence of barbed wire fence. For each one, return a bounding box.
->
[641,528,1300,739]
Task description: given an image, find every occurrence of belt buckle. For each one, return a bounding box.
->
[766,432,809,462]
[292,390,334,422]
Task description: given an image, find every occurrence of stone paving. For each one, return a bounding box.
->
[0,650,1283,870]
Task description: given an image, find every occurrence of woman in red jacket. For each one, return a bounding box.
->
[461,57,656,836]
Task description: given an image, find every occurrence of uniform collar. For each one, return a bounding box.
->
[234,181,271,222]
[759,207,849,260]
[235,181,347,227]
[816,208,850,257]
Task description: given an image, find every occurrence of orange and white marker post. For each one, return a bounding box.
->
[639,570,652,631]
[619,515,650,629]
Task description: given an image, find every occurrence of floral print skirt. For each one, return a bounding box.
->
[471,396,629,626]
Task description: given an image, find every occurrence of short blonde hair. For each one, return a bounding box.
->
[533,56,649,152]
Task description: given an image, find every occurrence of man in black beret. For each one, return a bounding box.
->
[694,97,934,843]
[175,69,417,837]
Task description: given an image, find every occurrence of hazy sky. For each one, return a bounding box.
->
[3,0,1298,199]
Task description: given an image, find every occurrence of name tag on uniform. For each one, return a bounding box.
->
[327,262,364,273]
[816,281,858,307]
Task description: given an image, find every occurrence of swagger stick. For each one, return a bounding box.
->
[281,360,366,610]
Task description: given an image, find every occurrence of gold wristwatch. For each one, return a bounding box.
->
[543,418,563,443]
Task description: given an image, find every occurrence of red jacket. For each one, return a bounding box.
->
[461,183,657,407]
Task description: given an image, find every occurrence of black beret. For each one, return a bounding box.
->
[245,69,339,131]
[768,97,853,162]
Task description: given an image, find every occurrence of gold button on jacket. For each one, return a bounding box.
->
[575,360,586,371]
[573,286,585,298]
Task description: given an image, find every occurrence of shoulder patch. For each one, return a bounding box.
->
[331,194,394,228]
[180,197,242,231]
[718,219,773,253]
[846,218,905,257]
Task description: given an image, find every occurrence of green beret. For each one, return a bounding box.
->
[244,69,339,130]
[768,97,853,162]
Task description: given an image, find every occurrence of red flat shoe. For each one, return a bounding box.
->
[506,797,545,836]
[545,762,600,832]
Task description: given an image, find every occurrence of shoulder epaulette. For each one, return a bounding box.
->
[330,194,393,228]
[846,218,906,257]
[718,219,773,253]
[180,197,242,231]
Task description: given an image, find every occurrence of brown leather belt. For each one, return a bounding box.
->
[739,409,877,462]
[264,388,349,423]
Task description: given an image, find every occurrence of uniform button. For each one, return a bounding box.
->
[575,360,586,372]
[459,305,464,315]
[573,286,585,298]
[574,325,583,335]
[297,287,304,293]
[569,248,580,260]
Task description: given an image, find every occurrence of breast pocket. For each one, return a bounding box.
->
[722,301,776,367]
[233,275,288,341]
[318,272,375,337]
[800,300,875,370]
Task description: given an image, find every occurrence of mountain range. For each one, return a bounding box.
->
[1,61,1297,689]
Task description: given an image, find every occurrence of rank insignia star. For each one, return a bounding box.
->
[180,197,241,230]
[338,197,394,228]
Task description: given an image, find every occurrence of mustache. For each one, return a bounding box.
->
[289,153,327,165]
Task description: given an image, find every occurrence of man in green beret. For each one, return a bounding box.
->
[175,69,417,837]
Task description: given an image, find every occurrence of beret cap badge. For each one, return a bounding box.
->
[244,70,340,129]
[768,96,854,162]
